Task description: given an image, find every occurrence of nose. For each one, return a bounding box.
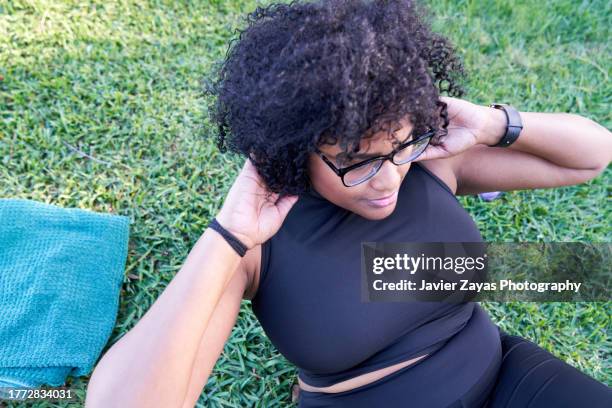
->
[368,159,402,192]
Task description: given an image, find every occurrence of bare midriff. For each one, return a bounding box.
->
[298,352,430,393]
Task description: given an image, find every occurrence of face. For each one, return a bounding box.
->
[308,115,415,220]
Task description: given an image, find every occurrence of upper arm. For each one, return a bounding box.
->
[447,144,605,196]
[180,254,252,408]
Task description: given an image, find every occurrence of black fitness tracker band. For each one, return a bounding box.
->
[488,103,524,147]
[207,217,249,257]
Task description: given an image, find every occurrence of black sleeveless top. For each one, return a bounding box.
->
[250,162,486,387]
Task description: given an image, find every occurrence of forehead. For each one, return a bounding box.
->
[319,115,414,156]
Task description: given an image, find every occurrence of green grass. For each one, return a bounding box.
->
[1,0,610,407]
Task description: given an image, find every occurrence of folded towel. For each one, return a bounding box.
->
[0,198,130,390]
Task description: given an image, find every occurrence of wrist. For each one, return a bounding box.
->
[478,106,507,146]
[214,211,256,250]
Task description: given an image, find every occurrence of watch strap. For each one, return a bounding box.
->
[488,103,523,147]
[207,217,248,257]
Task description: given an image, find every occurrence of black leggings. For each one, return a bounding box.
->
[476,331,612,408]
[298,305,612,407]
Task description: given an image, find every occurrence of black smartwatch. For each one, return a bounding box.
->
[488,103,523,147]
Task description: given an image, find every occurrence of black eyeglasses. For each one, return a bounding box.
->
[315,128,436,187]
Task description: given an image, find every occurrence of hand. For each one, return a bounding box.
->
[414,96,505,161]
[214,158,299,249]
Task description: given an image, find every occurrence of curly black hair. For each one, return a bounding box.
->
[204,0,467,197]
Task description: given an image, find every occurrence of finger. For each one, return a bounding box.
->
[244,157,256,170]
[247,152,258,163]
[275,195,299,217]
[243,160,270,190]
[413,146,434,161]
[414,147,445,162]
[266,192,280,203]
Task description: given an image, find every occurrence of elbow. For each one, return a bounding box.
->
[85,353,186,408]
[571,114,612,170]
[85,362,126,408]
[85,371,115,408]
[85,376,144,408]
[587,158,610,177]
[85,355,141,408]
[558,164,608,187]
[586,144,610,175]
[579,163,608,183]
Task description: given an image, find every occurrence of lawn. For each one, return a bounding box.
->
[0,0,610,407]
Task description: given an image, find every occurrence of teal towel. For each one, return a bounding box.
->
[0,198,130,389]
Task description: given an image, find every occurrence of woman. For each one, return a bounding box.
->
[85,1,611,407]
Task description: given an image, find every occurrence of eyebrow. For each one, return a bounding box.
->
[333,129,415,160]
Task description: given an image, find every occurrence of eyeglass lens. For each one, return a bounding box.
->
[343,136,430,186]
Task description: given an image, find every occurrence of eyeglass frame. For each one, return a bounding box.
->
[314,128,436,187]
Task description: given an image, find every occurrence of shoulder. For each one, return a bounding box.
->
[416,157,459,195]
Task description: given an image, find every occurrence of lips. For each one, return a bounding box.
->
[365,190,399,208]
[369,191,397,201]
